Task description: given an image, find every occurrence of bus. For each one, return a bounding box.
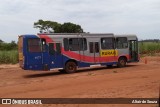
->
[18,33,139,73]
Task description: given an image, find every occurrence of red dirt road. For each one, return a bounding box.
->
[0,56,159,107]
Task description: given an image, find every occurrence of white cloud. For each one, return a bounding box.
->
[0,0,160,42]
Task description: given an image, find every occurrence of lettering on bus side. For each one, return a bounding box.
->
[100,50,118,56]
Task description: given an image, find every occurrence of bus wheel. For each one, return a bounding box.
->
[65,61,77,73]
[117,57,126,68]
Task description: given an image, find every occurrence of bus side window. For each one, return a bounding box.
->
[89,42,94,53]
[116,37,128,49]
[79,38,87,51]
[63,38,69,51]
[56,43,61,54]
[101,38,114,49]
[95,42,99,53]
[83,39,87,50]
[41,38,46,52]
[49,43,55,55]
[69,38,79,51]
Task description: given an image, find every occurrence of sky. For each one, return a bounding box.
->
[0,0,160,42]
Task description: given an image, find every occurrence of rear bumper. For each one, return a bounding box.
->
[21,64,50,71]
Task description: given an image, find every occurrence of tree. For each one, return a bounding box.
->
[60,22,83,33]
[34,20,83,33]
[0,40,17,50]
[34,19,61,33]
[10,41,17,49]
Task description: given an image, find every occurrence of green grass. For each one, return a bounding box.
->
[0,50,18,64]
[139,42,160,55]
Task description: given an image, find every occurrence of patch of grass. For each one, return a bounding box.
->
[0,50,18,64]
[139,42,160,56]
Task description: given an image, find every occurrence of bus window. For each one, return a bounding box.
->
[68,38,87,51]
[63,38,69,51]
[101,38,114,49]
[41,38,46,52]
[69,38,79,51]
[49,43,55,55]
[56,43,61,54]
[116,37,128,49]
[28,38,42,52]
[89,42,99,53]
[89,42,94,53]
[79,38,87,51]
[95,42,99,53]
[83,39,87,50]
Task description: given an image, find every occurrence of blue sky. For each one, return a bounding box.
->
[0,0,160,42]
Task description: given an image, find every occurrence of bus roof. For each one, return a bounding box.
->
[20,33,137,39]
[37,33,115,38]
[37,33,114,35]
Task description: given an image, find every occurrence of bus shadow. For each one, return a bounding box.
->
[23,64,139,78]
[77,64,138,73]
[23,72,63,78]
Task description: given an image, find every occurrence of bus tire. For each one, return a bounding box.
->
[117,57,126,68]
[65,61,77,73]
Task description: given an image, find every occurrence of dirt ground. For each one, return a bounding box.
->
[0,56,159,107]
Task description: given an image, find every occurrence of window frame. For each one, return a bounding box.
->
[79,38,87,51]
[56,43,61,54]
[41,38,46,52]
[27,38,42,53]
[64,38,87,51]
[89,42,99,53]
[63,38,69,51]
[101,37,115,49]
[116,37,128,49]
[89,42,94,53]
[49,43,55,55]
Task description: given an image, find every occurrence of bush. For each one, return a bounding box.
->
[0,41,17,51]
[0,50,18,64]
[139,42,160,55]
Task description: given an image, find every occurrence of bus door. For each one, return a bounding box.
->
[129,40,138,61]
[41,39,50,70]
[49,42,63,68]
[89,42,100,63]
[100,37,117,63]
[78,38,87,63]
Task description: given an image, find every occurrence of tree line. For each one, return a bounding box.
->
[0,40,17,51]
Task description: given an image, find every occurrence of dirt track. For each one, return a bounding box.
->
[0,56,159,107]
